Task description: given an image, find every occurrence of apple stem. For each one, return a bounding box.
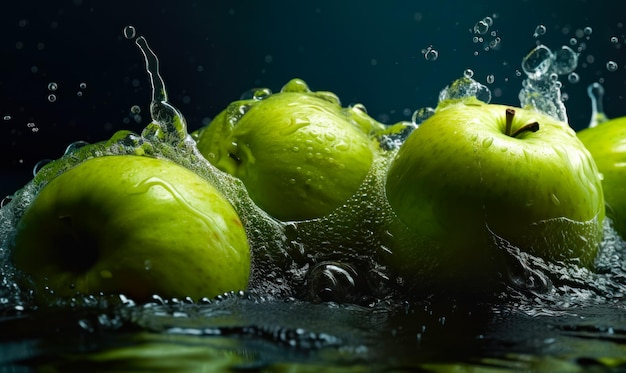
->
[511,121,540,138]
[505,108,540,138]
[505,108,515,136]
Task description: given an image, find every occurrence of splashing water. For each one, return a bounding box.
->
[0,19,626,371]
[587,82,609,128]
[518,44,579,122]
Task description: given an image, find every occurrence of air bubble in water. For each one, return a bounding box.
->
[47,82,58,91]
[606,61,618,72]
[463,69,474,78]
[79,82,87,89]
[304,261,361,303]
[610,36,619,44]
[584,26,592,36]
[473,19,490,35]
[567,72,580,84]
[486,74,495,84]
[521,45,553,80]
[422,46,439,61]
[130,105,141,114]
[3,115,11,121]
[47,94,57,102]
[552,46,578,75]
[123,25,136,40]
[533,25,547,38]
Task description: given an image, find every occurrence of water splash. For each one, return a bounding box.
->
[438,73,492,104]
[587,82,609,128]
[135,36,188,144]
[518,45,578,122]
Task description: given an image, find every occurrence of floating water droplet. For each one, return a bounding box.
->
[552,46,578,75]
[423,46,439,61]
[473,19,490,35]
[567,72,580,84]
[606,61,618,72]
[47,94,56,102]
[123,25,136,40]
[533,24,547,38]
[521,45,553,80]
[47,82,58,91]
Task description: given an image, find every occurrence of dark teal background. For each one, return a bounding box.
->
[1,0,624,197]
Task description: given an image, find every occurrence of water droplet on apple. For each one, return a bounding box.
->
[550,193,561,206]
[32,159,52,176]
[63,141,90,155]
[253,88,272,100]
[481,137,494,148]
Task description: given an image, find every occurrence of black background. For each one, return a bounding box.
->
[1,0,625,198]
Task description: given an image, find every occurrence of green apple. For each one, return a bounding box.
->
[194,79,381,221]
[10,155,250,303]
[384,99,605,284]
[577,116,626,238]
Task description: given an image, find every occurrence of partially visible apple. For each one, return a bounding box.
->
[577,116,626,238]
[384,99,605,286]
[194,79,381,221]
[11,155,250,303]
